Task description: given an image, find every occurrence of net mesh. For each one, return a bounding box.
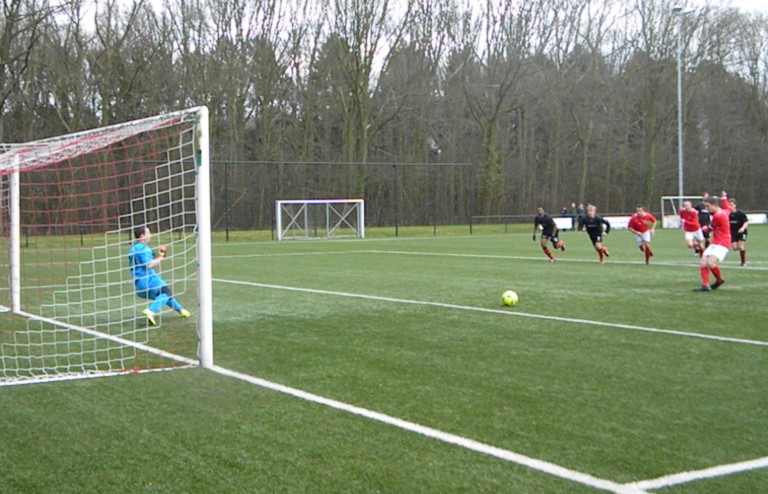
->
[277,199,365,240]
[0,110,202,384]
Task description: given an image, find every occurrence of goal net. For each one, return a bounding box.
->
[660,195,705,228]
[276,199,365,241]
[0,107,213,386]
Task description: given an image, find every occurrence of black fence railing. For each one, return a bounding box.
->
[213,161,474,240]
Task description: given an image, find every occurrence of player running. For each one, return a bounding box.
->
[128,226,191,325]
[695,197,730,291]
[578,204,611,264]
[533,206,565,262]
[694,192,711,247]
[627,205,657,264]
[679,200,705,256]
[726,197,749,266]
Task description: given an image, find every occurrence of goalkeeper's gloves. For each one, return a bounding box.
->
[159,246,168,258]
[532,234,536,241]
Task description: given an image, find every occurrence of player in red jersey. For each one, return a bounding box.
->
[695,197,731,291]
[627,205,657,264]
[679,200,704,256]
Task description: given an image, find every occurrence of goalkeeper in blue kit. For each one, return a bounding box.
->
[128,226,190,326]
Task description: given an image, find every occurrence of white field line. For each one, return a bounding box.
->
[209,363,647,494]
[11,309,199,367]
[626,456,768,490]
[214,279,768,348]
[211,248,768,489]
[213,248,768,270]
[0,296,641,491]
[365,249,768,270]
[0,309,198,387]
[214,250,364,259]
[213,277,768,489]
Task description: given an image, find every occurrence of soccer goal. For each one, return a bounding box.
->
[0,107,213,386]
[660,195,704,228]
[276,199,365,241]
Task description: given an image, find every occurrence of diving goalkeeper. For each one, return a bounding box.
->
[128,226,190,326]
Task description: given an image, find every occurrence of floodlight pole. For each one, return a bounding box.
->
[673,6,687,210]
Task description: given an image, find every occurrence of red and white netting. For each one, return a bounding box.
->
[0,108,206,385]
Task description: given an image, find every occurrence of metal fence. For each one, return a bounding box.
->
[211,161,474,238]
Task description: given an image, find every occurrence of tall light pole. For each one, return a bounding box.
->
[672,6,689,210]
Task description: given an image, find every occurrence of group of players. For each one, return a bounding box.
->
[533,191,749,291]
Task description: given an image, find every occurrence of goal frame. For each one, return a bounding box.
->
[276,198,365,241]
[1,106,213,384]
[660,195,704,228]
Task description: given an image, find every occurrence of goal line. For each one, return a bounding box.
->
[0,308,198,386]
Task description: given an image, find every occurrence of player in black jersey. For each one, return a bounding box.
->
[533,207,565,262]
[578,204,611,264]
[727,197,749,266]
[694,192,711,247]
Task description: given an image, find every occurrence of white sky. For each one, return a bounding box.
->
[117,0,768,19]
[710,0,768,13]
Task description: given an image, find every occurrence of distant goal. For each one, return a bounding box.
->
[276,199,365,241]
[660,195,705,228]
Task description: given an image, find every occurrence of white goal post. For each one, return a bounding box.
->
[660,195,706,228]
[0,107,213,385]
[276,199,365,241]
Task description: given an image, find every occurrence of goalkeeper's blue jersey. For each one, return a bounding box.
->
[128,242,166,297]
[128,242,156,280]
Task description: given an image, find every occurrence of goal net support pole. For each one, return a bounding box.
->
[9,157,20,312]
[196,107,213,368]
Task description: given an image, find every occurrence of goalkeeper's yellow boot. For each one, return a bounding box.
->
[143,308,157,326]
[180,309,191,318]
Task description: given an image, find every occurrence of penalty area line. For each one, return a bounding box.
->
[626,456,768,490]
[365,249,715,268]
[214,278,768,348]
[208,363,646,494]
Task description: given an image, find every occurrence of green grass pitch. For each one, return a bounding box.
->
[1,226,767,493]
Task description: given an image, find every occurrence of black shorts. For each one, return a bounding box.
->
[731,230,747,242]
[541,229,556,238]
[588,231,603,244]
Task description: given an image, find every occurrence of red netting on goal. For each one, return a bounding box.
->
[0,109,205,384]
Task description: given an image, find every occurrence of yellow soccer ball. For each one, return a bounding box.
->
[502,290,519,307]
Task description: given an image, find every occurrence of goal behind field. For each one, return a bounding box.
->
[660,195,705,228]
[0,107,213,386]
[276,199,365,241]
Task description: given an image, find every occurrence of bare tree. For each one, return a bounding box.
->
[39,0,97,133]
[554,0,618,208]
[322,0,412,194]
[0,0,52,140]
[459,0,554,214]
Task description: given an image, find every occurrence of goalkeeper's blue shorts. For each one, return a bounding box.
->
[134,274,167,300]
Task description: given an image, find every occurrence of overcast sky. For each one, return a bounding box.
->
[711,0,768,13]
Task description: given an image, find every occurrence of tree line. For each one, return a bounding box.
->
[2,0,767,230]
